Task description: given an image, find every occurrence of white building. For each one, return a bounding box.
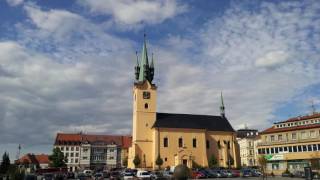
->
[54,133,131,171]
[237,128,260,167]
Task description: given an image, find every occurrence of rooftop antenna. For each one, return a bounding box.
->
[311,100,316,114]
[16,144,21,160]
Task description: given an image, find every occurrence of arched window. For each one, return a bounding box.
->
[144,103,148,109]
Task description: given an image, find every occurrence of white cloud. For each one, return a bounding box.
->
[6,0,23,6]
[78,0,186,26]
[23,5,84,40]
[255,51,289,67]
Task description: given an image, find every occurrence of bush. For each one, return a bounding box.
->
[173,165,190,180]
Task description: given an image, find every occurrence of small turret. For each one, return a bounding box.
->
[134,51,140,80]
[220,91,225,117]
[149,53,154,82]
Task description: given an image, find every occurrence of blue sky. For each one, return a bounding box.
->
[0,0,319,160]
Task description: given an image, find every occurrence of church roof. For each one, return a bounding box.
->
[153,113,235,132]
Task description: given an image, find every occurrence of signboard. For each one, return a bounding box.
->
[264,154,284,161]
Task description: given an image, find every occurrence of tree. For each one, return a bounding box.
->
[0,152,10,174]
[133,155,141,168]
[49,147,67,168]
[122,157,128,167]
[258,155,267,179]
[208,154,218,168]
[155,154,163,169]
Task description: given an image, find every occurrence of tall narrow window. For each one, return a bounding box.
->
[178,138,183,148]
[192,138,197,148]
[163,137,168,147]
[144,103,148,109]
[206,140,210,149]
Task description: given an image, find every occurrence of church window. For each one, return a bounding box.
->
[164,138,168,147]
[192,138,197,148]
[178,138,183,148]
[144,103,148,109]
[206,140,210,149]
[165,157,167,162]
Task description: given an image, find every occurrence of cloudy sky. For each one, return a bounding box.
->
[0,0,319,159]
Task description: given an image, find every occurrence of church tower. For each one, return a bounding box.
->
[129,35,157,168]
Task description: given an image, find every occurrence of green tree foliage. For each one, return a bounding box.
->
[155,154,164,169]
[0,152,10,174]
[208,154,218,168]
[133,155,141,168]
[7,165,25,180]
[122,157,128,167]
[48,147,67,168]
[192,160,203,169]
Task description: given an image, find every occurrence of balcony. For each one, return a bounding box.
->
[257,136,320,146]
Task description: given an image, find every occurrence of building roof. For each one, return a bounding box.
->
[274,113,320,124]
[261,123,320,134]
[153,113,235,132]
[16,154,49,165]
[261,113,320,134]
[54,133,132,148]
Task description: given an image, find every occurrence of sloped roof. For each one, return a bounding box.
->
[275,113,320,124]
[54,133,132,148]
[261,123,320,134]
[153,113,235,132]
[16,154,49,165]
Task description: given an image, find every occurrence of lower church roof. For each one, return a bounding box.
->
[153,113,235,132]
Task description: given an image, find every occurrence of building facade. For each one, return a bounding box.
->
[54,133,131,171]
[237,129,260,167]
[257,113,320,175]
[128,37,240,169]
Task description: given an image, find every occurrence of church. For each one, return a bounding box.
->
[128,36,240,169]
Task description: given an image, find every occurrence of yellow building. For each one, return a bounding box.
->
[257,113,320,175]
[128,36,239,169]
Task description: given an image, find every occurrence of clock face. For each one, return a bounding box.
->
[143,91,151,99]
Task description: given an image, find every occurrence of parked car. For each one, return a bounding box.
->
[163,171,173,179]
[94,172,104,180]
[251,169,263,177]
[150,171,166,180]
[207,169,221,178]
[221,170,233,178]
[42,173,54,180]
[192,170,206,179]
[123,172,135,180]
[242,169,252,177]
[83,170,93,177]
[77,173,92,180]
[230,169,241,177]
[24,174,37,180]
[110,171,121,180]
[66,172,75,179]
[136,170,152,179]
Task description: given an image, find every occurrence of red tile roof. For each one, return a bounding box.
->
[54,133,132,148]
[261,122,320,134]
[276,113,320,124]
[15,154,49,165]
[261,113,320,134]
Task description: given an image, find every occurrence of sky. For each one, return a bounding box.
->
[0,0,319,160]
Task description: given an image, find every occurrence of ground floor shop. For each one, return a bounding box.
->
[266,159,319,175]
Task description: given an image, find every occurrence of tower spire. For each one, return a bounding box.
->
[135,33,154,83]
[220,91,225,117]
